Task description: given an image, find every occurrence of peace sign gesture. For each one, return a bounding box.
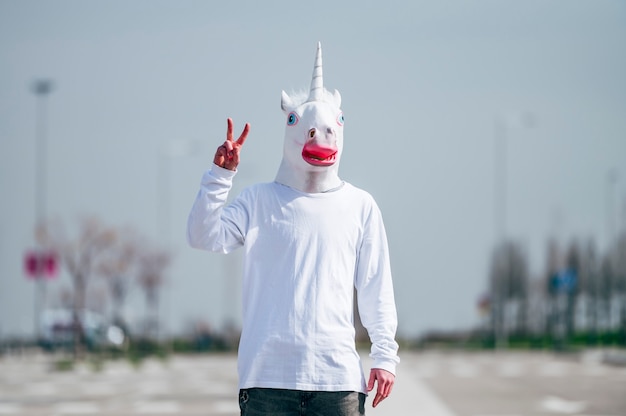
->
[214,118,250,171]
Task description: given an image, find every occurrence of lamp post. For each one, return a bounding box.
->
[493,112,534,350]
[157,140,204,341]
[31,79,54,341]
[606,168,618,247]
[33,80,53,222]
[494,117,508,244]
[158,140,205,246]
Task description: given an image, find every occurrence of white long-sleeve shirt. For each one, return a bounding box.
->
[187,165,399,393]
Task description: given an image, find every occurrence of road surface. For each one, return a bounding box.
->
[1,349,625,415]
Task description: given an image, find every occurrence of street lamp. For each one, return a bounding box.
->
[32,79,53,227]
[494,112,535,241]
[606,168,618,247]
[157,140,204,341]
[493,111,534,350]
[30,79,55,341]
[158,140,205,245]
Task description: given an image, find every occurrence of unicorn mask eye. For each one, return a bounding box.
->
[337,113,344,126]
[287,112,299,126]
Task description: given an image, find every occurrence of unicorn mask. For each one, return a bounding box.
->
[275,42,344,193]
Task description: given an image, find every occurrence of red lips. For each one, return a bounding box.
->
[302,143,338,166]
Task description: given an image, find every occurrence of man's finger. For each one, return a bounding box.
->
[236,123,251,146]
[380,376,391,394]
[385,381,394,397]
[377,381,386,400]
[226,118,234,142]
[367,371,376,392]
[372,384,390,408]
[368,368,395,408]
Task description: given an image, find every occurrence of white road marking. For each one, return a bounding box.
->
[540,395,587,414]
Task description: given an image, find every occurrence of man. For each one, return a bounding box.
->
[187,43,399,415]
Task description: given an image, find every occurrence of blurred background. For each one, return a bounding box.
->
[1,0,625,355]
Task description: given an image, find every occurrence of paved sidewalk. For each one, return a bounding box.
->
[1,350,625,415]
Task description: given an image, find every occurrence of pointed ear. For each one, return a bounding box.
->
[332,89,342,108]
[281,90,295,112]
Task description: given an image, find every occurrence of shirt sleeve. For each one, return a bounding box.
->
[355,199,400,375]
[186,164,248,254]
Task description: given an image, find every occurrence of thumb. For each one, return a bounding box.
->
[367,370,376,392]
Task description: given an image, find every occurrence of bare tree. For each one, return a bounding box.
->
[544,238,561,339]
[37,216,116,358]
[136,245,170,340]
[611,231,626,338]
[565,241,582,337]
[579,239,600,339]
[598,254,615,330]
[525,276,548,335]
[96,227,139,334]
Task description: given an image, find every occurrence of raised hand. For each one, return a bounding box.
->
[367,368,395,408]
[214,118,250,171]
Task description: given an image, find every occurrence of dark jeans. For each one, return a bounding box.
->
[239,388,366,416]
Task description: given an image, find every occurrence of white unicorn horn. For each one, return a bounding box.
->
[308,42,323,101]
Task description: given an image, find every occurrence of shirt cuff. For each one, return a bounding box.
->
[202,163,237,184]
[371,357,399,376]
[211,163,237,177]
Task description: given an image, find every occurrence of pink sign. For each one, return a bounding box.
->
[24,250,58,279]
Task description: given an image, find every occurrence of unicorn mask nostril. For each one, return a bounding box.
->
[307,127,335,140]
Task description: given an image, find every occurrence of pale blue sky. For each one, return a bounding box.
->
[1,0,625,338]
